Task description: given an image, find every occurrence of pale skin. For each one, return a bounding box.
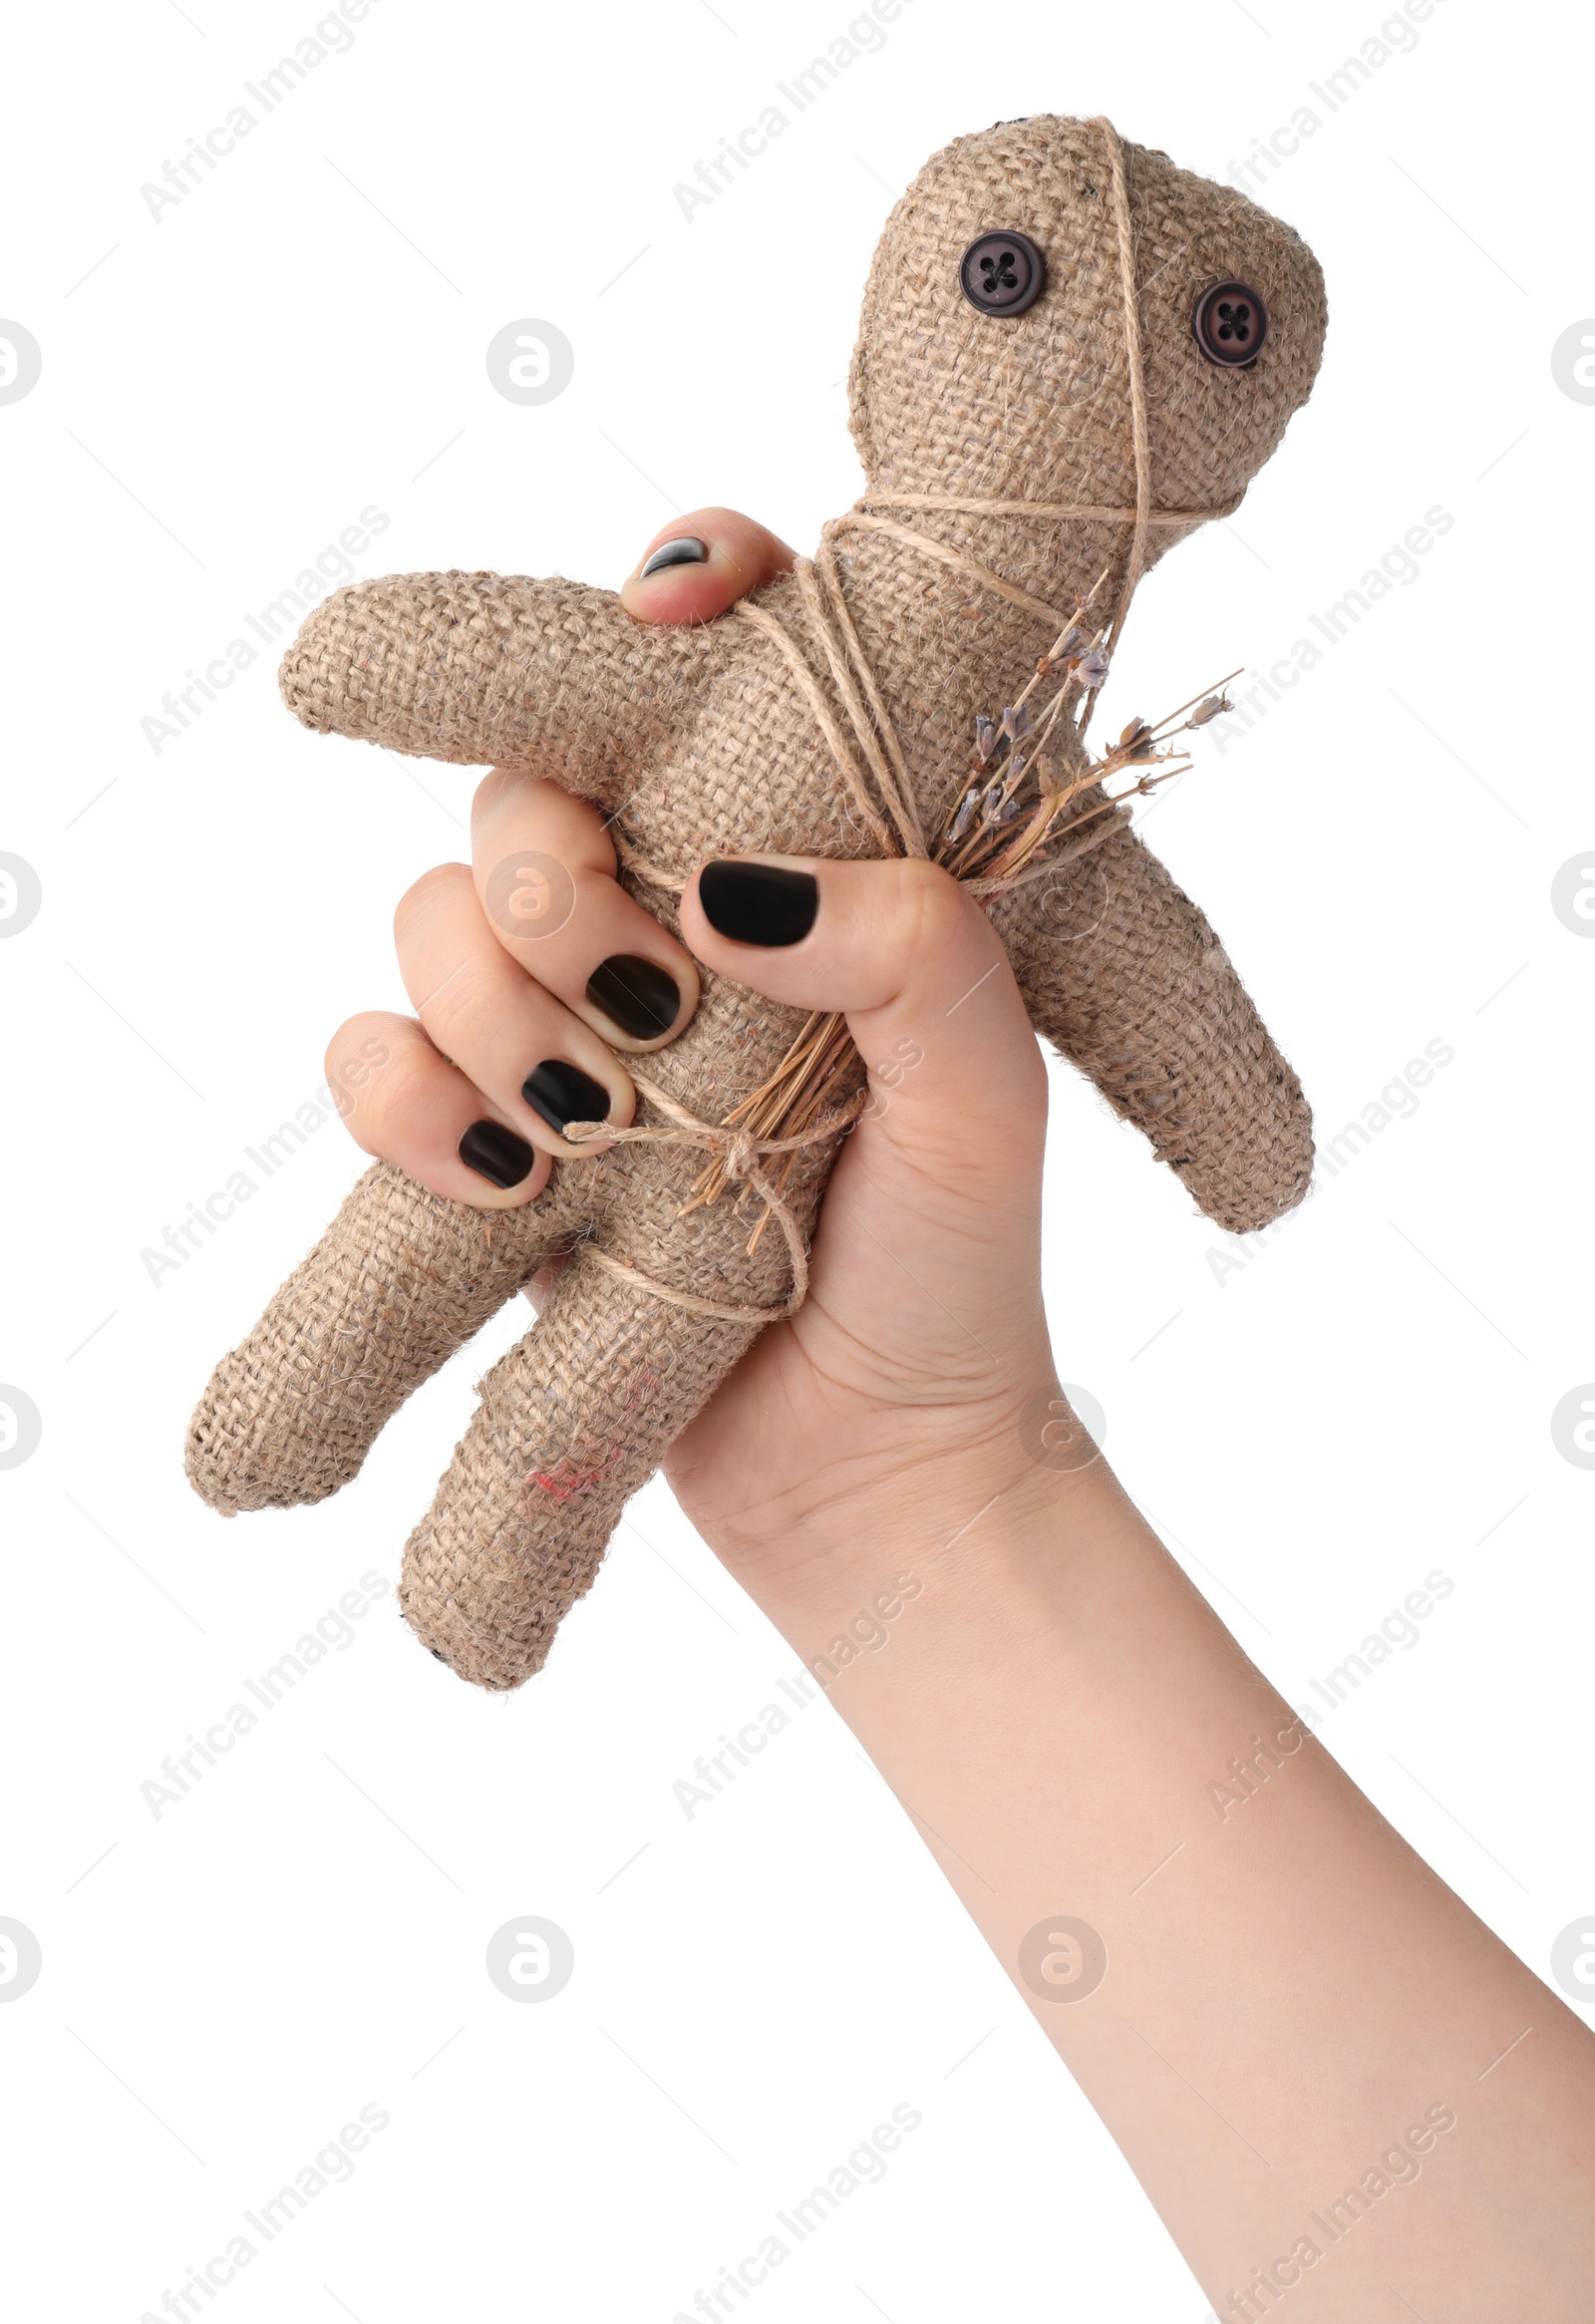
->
[330,509,1595,2317]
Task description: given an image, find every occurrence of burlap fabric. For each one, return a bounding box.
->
[186,116,1327,1691]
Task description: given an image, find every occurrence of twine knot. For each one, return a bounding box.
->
[717,1127,762,1184]
[561,1072,864,1327]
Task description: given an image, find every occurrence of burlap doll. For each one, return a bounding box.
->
[187,114,1326,1690]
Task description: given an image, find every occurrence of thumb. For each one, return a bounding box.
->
[619,506,796,626]
[679,853,1048,1209]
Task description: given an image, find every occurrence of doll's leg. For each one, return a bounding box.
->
[398,1243,759,1689]
[185,1161,590,1513]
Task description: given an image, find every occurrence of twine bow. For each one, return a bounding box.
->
[562,1071,865,1325]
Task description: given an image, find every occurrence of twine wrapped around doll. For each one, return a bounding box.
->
[588,611,1235,1316]
[582,118,1242,1324]
[587,598,1230,1318]
[564,1074,866,1323]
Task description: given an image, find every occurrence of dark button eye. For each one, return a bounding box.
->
[959,230,1047,317]
[1192,279,1269,366]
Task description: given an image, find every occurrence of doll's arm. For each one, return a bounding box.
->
[278,570,699,811]
[993,816,1312,1234]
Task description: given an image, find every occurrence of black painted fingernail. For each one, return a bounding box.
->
[459,1120,535,1188]
[585,953,681,1040]
[640,535,709,577]
[522,1059,611,1136]
[699,860,818,946]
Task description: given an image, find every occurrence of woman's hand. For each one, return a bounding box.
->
[331,504,1062,1612]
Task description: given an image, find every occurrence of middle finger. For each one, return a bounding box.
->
[394,863,635,1160]
[472,772,700,1051]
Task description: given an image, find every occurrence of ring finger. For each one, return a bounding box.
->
[326,1011,554,1209]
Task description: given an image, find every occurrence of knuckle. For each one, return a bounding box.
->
[324,1012,385,1083]
[394,861,470,942]
[890,856,967,956]
[477,775,614,869]
[323,1018,409,1139]
[356,1041,436,1138]
[417,957,497,1049]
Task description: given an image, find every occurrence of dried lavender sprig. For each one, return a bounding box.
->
[1140,667,1243,738]
[940,670,1085,873]
[1185,691,1233,728]
[954,574,1112,774]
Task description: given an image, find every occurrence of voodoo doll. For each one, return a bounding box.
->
[187,113,1326,1690]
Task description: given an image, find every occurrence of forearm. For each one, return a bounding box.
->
[732,1447,1595,2318]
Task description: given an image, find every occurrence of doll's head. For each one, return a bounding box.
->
[848,115,1326,540]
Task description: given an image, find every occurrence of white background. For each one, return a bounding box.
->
[2,1,1592,2317]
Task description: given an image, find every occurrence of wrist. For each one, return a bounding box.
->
[705,1424,1119,1676]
